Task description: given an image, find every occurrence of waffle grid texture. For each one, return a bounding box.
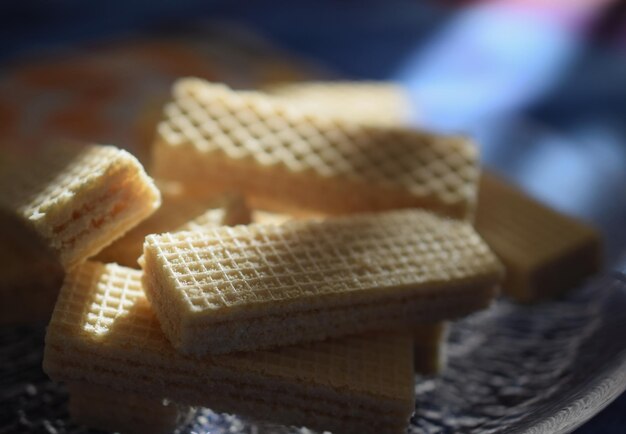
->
[263,80,411,126]
[178,195,250,231]
[146,203,449,370]
[152,78,479,219]
[142,209,503,354]
[0,145,161,268]
[476,172,601,302]
[43,262,416,434]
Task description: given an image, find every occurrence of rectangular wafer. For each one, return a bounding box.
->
[263,80,412,126]
[67,383,192,434]
[0,144,161,269]
[43,262,416,434]
[96,191,250,267]
[476,172,602,302]
[142,208,503,355]
[152,78,479,219]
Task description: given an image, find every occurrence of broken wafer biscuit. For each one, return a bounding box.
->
[44,262,416,434]
[153,78,479,219]
[0,145,161,269]
[67,383,192,434]
[476,172,602,302]
[142,209,503,355]
[96,192,250,267]
[264,80,411,126]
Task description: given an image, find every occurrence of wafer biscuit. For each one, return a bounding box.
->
[153,78,479,219]
[0,145,160,269]
[249,208,448,373]
[67,383,192,434]
[96,192,250,267]
[44,262,416,434]
[412,323,449,374]
[476,172,602,302]
[142,209,503,355]
[264,81,411,126]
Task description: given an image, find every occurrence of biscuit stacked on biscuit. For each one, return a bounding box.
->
[23,78,598,434]
[141,210,501,355]
[153,78,479,219]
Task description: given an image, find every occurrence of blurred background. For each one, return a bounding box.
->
[1,0,625,431]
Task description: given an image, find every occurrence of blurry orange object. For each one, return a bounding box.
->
[0,27,324,162]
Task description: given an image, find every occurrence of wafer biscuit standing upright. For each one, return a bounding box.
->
[412,323,449,374]
[264,80,412,126]
[153,78,479,220]
[67,383,193,434]
[96,192,250,267]
[142,209,503,355]
[0,145,161,269]
[44,262,416,434]
[476,172,602,302]
[177,195,250,231]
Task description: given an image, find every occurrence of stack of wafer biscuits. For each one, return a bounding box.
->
[45,262,418,434]
[29,78,601,434]
[44,207,499,433]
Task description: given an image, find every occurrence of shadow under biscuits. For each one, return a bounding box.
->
[0,210,64,325]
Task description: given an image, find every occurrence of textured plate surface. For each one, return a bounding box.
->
[1,272,626,434]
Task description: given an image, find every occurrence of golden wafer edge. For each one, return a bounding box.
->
[476,172,602,302]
